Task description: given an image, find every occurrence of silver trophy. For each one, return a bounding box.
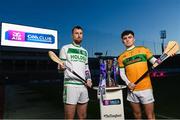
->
[106,59,117,87]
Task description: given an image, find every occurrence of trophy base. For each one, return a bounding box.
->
[106,84,118,88]
[106,78,118,88]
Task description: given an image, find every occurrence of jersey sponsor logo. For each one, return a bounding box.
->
[70,54,87,63]
[123,54,147,66]
[67,48,87,63]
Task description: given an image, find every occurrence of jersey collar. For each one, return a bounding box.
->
[126,45,135,51]
[72,42,81,47]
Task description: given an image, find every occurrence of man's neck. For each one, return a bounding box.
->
[127,45,135,50]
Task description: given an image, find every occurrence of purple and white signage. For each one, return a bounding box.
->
[1,23,58,49]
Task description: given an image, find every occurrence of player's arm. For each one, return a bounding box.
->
[118,56,135,90]
[85,64,92,88]
[58,47,66,71]
[149,57,157,64]
[57,63,65,71]
[119,68,135,90]
[146,46,164,66]
[149,56,163,65]
[85,56,92,88]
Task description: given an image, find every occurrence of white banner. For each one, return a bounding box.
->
[1,22,58,49]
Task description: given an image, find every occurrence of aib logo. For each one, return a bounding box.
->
[5,30,25,41]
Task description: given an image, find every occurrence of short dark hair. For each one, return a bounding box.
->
[72,25,83,33]
[121,30,134,39]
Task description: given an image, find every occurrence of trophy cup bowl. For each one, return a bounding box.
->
[106,59,117,87]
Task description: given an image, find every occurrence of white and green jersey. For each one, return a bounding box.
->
[59,42,91,86]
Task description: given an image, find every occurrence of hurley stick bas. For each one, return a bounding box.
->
[48,51,87,85]
[134,41,180,85]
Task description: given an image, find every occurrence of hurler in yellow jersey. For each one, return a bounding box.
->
[118,46,153,91]
[118,30,157,119]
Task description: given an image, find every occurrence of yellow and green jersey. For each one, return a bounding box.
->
[118,46,153,91]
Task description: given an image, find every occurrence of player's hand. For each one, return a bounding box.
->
[86,79,92,88]
[170,53,176,57]
[128,83,136,90]
[57,63,66,70]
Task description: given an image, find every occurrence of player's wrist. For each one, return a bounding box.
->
[86,79,92,81]
[155,58,162,64]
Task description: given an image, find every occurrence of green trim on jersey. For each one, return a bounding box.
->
[60,58,66,61]
[72,42,81,47]
[63,87,67,103]
[119,66,124,68]
[64,81,84,85]
[123,54,147,66]
[148,55,154,60]
[67,48,87,56]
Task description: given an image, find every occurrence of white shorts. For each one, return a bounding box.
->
[127,89,154,104]
[63,85,89,104]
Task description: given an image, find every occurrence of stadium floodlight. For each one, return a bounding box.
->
[160,30,166,53]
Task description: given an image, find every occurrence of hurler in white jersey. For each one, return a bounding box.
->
[60,42,91,86]
[58,26,92,119]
